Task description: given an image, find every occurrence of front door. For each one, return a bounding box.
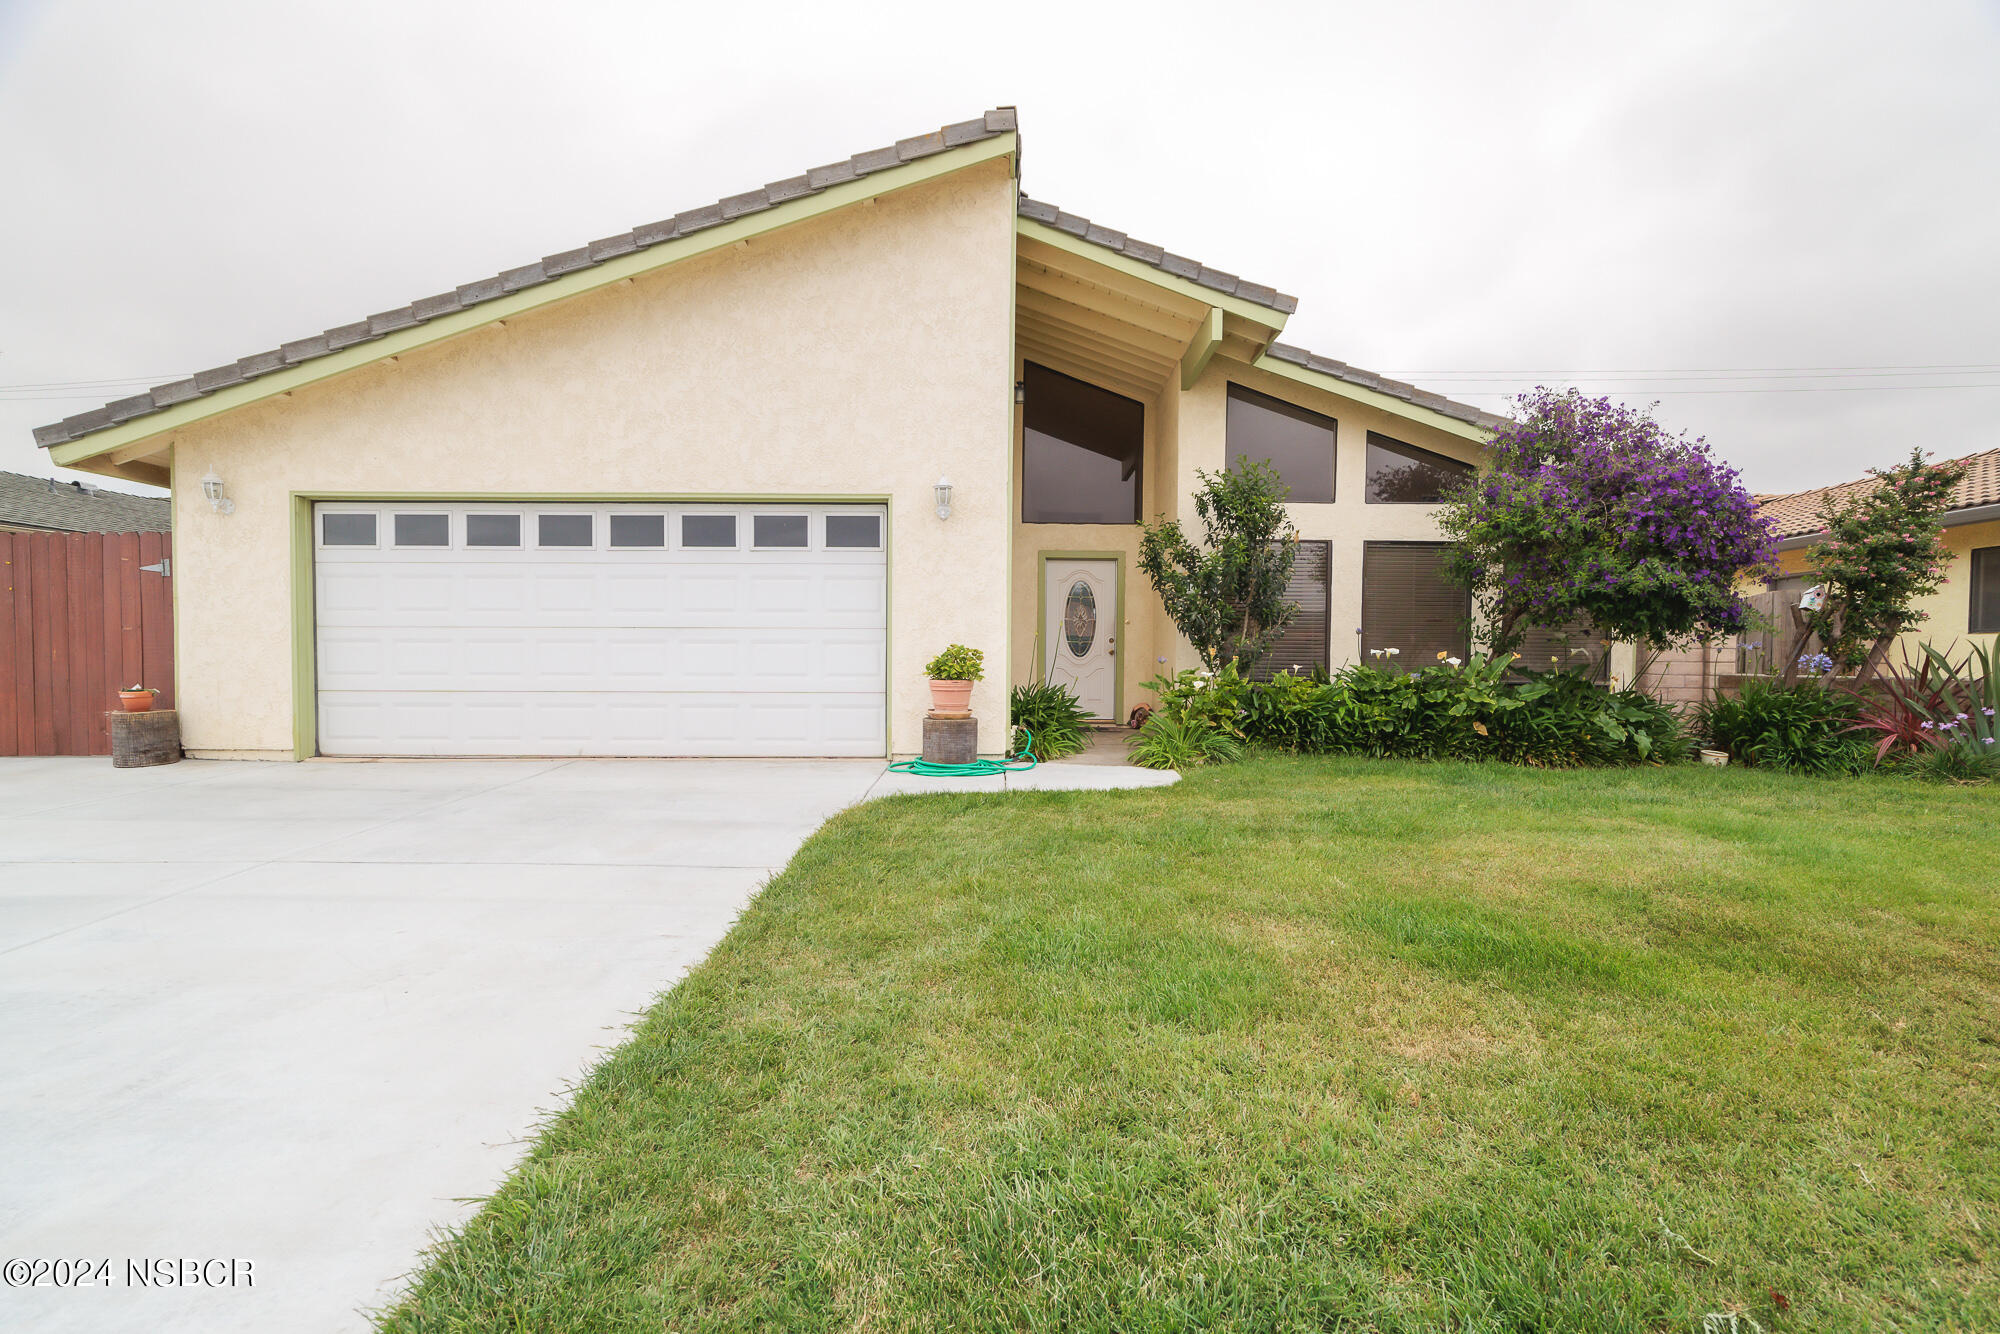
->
[1043,557,1117,719]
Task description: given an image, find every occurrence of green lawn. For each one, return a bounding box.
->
[382,757,1998,1332]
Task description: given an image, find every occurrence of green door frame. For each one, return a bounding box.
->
[1035,549,1125,721]
[289,491,894,761]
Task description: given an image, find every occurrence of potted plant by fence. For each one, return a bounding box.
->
[924,644,983,716]
[118,684,159,712]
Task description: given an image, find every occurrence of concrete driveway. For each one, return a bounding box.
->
[0,756,886,1333]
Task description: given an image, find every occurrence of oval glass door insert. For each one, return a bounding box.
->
[1063,581,1097,657]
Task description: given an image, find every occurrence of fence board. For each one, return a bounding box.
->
[139,532,171,710]
[0,530,174,756]
[0,534,15,752]
[118,532,143,695]
[32,535,58,755]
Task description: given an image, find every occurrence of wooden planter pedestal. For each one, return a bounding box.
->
[106,709,182,768]
[921,714,978,765]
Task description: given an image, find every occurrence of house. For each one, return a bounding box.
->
[0,470,170,534]
[34,108,1518,761]
[1749,446,2000,667]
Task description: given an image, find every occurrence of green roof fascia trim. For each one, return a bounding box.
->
[52,133,1020,467]
[1249,352,1495,445]
[1016,218,1290,332]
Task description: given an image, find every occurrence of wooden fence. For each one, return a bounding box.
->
[0,531,174,756]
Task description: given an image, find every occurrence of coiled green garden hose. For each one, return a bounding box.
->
[885,730,1039,777]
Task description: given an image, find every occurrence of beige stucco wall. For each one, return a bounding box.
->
[1007,357,1168,719]
[165,159,1018,758]
[1167,361,1490,676]
[1773,515,2000,661]
[1003,352,1494,710]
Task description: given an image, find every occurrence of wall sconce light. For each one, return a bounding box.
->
[1013,380,1026,404]
[933,476,954,521]
[200,469,234,515]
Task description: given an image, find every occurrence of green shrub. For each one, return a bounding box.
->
[1008,681,1092,761]
[1231,656,1690,767]
[1697,678,1868,774]
[1856,637,2000,782]
[924,644,984,682]
[1146,662,1251,740]
[1128,712,1244,771]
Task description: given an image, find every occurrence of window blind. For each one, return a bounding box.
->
[1361,541,1470,664]
[1249,540,1330,678]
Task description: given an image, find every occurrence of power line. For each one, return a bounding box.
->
[1437,382,2000,397]
[1388,362,2000,378]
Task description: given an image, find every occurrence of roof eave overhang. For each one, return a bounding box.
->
[1015,217,1290,334]
[1771,499,2000,550]
[1249,352,1496,445]
[50,132,1020,468]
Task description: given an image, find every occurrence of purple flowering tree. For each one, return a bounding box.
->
[1438,389,1774,656]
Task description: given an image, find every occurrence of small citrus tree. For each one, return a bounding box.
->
[1138,461,1298,672]
[1439,389,1773,654]
[1788,448,1965,682]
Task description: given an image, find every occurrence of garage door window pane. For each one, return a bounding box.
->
[465,514,521,547]
[1022,362,1144,524]
[1226,384,1335,503]
[825,514,881,548]
[321,512,377,546]
[754,515,808,548]
[682,514,736,548]
[538,514,593,547]
[393,513,449,547]
[609,514,666,548]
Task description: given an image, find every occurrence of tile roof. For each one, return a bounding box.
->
[37,106,1506,454]
[1756,446,2000,539]
[36,110,1020,450]
[0,470,171,532]
[1015,195,1298,315]
[1262,342,1511,432]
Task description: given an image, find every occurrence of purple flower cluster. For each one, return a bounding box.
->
[1440,388,1775,649]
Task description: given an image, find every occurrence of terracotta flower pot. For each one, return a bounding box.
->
[928,679,974,716]
[119,688,158,713]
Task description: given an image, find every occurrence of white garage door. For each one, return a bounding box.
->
[312,502,887,757]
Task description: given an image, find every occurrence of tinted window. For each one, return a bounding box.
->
[393,513,449,547]
[537,514,593,547]
[825,514,881,549]
[1226,385,1335,503]
[753,515,808,548]
[1249,540,1330,680]
[1022,363,1143,524]
[1973,547,2000,634]
[1361,541,1470,663]
[609,514,665,548]
[681,514,736,548]
[1366,432,1474,504]
[322,512,376,546]
[465,513,521,547]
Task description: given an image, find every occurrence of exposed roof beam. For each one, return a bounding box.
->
[1014,286,1187,360]
[1018,320,1171,383]
[1180,307,1224,391]
[1016,225,1269,326]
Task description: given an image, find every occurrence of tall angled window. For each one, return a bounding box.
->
[1365,431,1474,504]
[1022,363,1144,524]
[1226,384,1335,503]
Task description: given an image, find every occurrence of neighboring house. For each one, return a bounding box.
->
[0,470,170,534]
[35,108,1512,761]
[1748,446,2000,667]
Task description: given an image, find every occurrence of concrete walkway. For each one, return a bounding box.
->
[0,753,1171,1332]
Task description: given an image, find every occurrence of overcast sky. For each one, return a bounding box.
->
[3,0,1996,498]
